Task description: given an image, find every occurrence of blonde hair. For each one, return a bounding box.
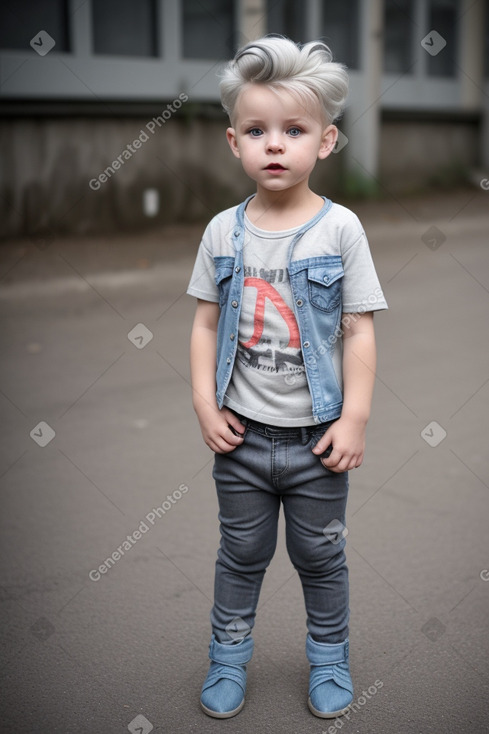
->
[219,35,349,125]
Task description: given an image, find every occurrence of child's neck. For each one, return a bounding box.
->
[246,186,325,231]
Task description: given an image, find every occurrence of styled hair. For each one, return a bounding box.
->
[219,35,349,125]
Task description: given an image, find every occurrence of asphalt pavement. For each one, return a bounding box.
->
[1,186,488,733]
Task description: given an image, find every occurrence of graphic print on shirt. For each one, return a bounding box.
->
[236,266,305,376]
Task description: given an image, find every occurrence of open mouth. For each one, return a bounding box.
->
[265,163,286,171]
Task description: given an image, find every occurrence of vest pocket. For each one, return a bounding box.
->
[214,257,235,307]
[307,265,344,312]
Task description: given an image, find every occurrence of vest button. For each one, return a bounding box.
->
[296,298,303,307]
[226,357,231,364]
[231,300,238,308]
[235,266,241,273]
[230,333,235,340]
[303,341,310,348]
[323,275,329,283]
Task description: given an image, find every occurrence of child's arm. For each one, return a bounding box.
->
[312,312,376,472]
[190,299,246,453]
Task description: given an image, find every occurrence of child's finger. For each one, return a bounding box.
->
[226,427,245,446]
[212,434,240,453]
[312,429,332,454]
[228,423,245,438]
[323,449,352,472]
[222,409,246,436]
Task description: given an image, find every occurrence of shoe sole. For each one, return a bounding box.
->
[308,696,351,719]
[200,698,245,719]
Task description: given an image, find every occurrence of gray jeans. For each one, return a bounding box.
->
[210,414,350,645]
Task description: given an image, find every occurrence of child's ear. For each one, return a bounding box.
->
[226,127,241,158]
[318,125,339,160]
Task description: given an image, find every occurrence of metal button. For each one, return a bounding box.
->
[230,333,235,340]
[323,275,329,283]
[296,299,303,307]
[303,341,310,348]
[226,357,231,364]
[235,266,241,273]
[231,300,238,308]
[234,230,240,237]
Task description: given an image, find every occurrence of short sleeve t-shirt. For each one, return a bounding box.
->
[187,199,388,426]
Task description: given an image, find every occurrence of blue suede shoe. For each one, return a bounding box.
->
[306,635,353,718]
[200,634,254,719]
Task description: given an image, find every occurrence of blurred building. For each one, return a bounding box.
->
[0,0,488,238]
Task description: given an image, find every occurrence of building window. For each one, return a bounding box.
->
[266,0,307,43]
[384,0,415,73]
[92,0,158,57]
[320,0,360,70]
[0,0,70,52]
[182,0,234,60]
[426,0,457,77]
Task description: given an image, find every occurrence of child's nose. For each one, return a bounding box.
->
[266,135,284,152]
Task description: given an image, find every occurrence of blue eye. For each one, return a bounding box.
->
[288,127,302,137]
[249,128,263,137]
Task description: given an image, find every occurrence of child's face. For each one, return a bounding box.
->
[226,83,337,195]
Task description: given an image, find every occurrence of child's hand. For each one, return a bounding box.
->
[196,403,246,454]
[312,416,366,472]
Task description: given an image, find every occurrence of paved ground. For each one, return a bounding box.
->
[1,186,488,733]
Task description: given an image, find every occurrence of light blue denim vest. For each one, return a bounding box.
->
[215,195,345,424]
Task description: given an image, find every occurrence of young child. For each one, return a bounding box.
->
[187,35,388,720]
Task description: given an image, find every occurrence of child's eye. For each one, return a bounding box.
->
[288,127,302,137]
[248,128,263,137]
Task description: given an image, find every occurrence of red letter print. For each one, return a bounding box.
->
[241,277,300,349]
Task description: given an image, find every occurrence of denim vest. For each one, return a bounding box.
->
[215,195,345,424]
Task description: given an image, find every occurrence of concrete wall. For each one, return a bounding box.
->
[0,110,480,239]
[1,112,250,238]
[379,117,480,194]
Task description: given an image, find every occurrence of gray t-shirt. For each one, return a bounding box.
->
[187,200,388,426]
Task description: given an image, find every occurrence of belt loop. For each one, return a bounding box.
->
[300,426,309,445]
